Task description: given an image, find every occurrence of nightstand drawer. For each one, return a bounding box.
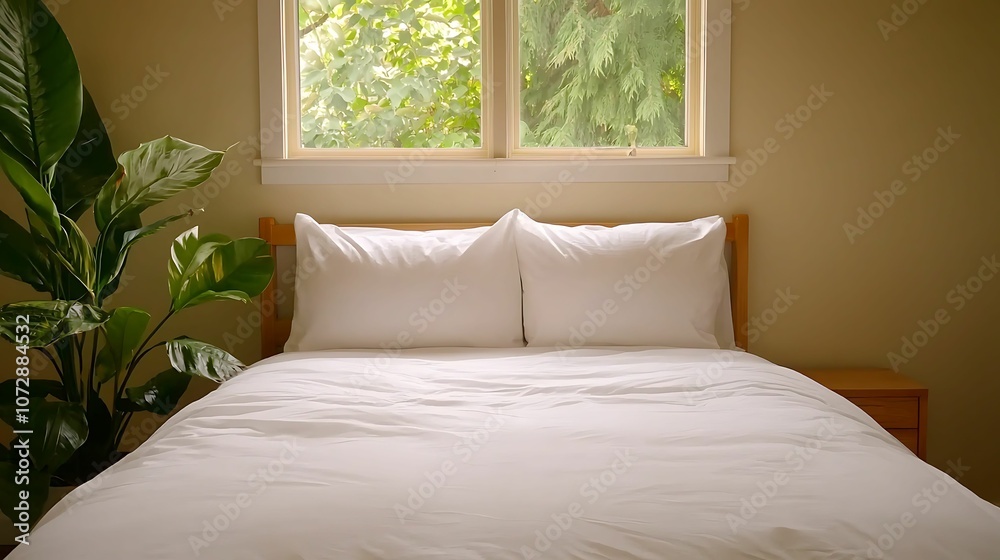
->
[849,397,919,428]
[799,368,927,460]
[887,429,919,455]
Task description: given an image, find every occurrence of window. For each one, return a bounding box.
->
[296,0,484,151]
[257,0,733,184]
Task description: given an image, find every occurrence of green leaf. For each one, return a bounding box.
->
[94,308,150,384]
[386,85,410,108]
[92,138,225,301]
[0,0,83,179]
[96,208,199,302]
[122,369,191,414]
[24,213,95,301]
[0,150,60,236]
[52,394,113,485]
[0,461,50,527]
[28,400,88,472]
[168,227,274,312]
[0,210,52,292]
[52,215,96,297]
[166,226,229,302]
[166,337,244,382]
[0,379,66,406]
[0,301,109,347]
[93,137,225,232]
[51,87,117,221]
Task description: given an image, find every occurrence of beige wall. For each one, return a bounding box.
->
[1,0,998,507]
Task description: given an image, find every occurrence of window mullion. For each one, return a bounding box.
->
[486,0,511,159]
[504,0,520,159]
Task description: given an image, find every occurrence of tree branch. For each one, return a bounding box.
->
[299,13,331,38]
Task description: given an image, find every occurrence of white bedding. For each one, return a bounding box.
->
[12,348,1000,559]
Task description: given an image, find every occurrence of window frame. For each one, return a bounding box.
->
[257,0,734,184]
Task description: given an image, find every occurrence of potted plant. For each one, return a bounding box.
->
[0,0,275,526]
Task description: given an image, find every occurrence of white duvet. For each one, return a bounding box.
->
[12,348,1000,559]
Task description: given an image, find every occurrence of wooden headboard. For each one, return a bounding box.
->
[258,215,749,358]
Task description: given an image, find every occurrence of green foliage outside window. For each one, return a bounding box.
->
[520,0,686,148]
[297,0,686,150]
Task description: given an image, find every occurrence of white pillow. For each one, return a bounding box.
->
[515,214,731,349]
[285,210,525,351]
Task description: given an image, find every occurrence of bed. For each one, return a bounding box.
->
[10,214,1000,560]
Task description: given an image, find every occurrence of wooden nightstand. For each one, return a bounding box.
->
[798,368,928,460]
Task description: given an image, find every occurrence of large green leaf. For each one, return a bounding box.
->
[0,0,83,179]
[95,208,197,302]
[93,137,225,232]
[166,226,229,299]
[0,460,50,527]
[22,213,95,301]
[92,166,131,300]
[95,307,150,384]
[121,369,191,414]
[51,88,117,221]
[166,337,244,382]
[52,215,96,298]
[0,150,60,237]
[92,138,224,302]
[168,227,274,312]
[0,210,51,292]
[19,210,89,301]
[0,301,108,347]
[27,400,88,472]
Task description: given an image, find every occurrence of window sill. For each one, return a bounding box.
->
[255,156,736,186]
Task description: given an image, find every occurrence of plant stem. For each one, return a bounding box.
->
[113,364,119,419]
[116,310,174,404]
[87,331,99,401]
[115,340,168,408]
[37,347,65,383]
[74,334,83,364]
[130,342,167,374]
[79,332,87,408]
[113,412,133,450]
[74,334,84,398]
[55,339,80,403]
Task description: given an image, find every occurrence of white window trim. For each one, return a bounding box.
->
[256,0,734,185]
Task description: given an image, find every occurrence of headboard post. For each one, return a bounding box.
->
[259,217,279,358]
[730,214,749,351]
[257,214,750,358]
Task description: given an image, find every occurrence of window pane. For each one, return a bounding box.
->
[298,0,481,149]
[519,0,686,149]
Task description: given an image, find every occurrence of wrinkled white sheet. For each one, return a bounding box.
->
[12,348,1000,559]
